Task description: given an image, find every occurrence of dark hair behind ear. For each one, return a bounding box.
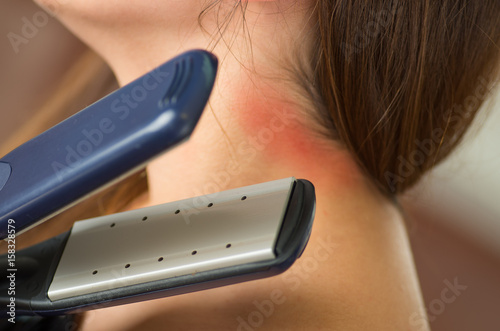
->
[313,0,500,195]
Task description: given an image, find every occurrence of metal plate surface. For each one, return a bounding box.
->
[48,178,294,301]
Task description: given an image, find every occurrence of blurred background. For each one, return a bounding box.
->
[1,0,499,330]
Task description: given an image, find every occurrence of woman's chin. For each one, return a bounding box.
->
[33,0,204,25]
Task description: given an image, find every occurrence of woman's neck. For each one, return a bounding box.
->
[134,60,367,209]
[77,1,390,213]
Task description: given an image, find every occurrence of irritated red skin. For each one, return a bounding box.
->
[232,79,363,192]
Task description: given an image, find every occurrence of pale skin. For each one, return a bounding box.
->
[34,0,430,330]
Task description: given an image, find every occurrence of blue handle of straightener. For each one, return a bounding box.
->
[0,50,218,239]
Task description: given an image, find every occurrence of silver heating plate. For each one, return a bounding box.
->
[48,177,294,301]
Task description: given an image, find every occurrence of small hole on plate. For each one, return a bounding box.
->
[125,264,131,268]
[175,210,180,214]
[241,196,247,201]
[207,203,213,207]
[110,223,115,228]
[158,257,164,262]
[92,270,98,275]
[226,243,232,248]
[191,250,197,255]
[142,216,148,221]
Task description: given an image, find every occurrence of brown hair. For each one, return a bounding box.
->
[312,0,500,195]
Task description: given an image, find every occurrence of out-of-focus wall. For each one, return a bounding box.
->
[405,88,500,256]
[403,79,500,331]
[407,205,500,331]
[0,0,86,149]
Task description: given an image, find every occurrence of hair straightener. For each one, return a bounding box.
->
[0,50,315,317]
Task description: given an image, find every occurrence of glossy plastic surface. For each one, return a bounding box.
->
[0,50,217,239]
[0,162,11,192]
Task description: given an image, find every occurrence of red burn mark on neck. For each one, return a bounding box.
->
[232,79,362,189]
[233,80,308,158]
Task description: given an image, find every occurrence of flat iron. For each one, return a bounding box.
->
[0,50,315,317]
